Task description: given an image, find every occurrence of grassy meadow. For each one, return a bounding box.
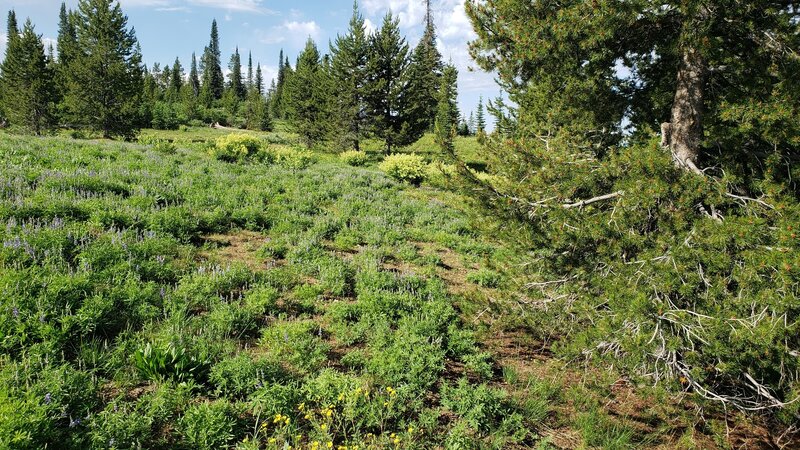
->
[0,129,780,449]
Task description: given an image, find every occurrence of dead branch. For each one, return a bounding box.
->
[562,191,625,209]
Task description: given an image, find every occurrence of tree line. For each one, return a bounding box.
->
[0,0,479,152]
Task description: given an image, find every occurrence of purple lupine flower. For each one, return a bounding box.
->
[69,418,81,428]
[39,314,46,323]
[159,287,166,299]
[44,393,52,404]
[12,307,19,319]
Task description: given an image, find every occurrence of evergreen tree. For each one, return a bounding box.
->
[188,52,200,97]
[404,0,444,135]
[254,64,264,95]
[228,47,245,100]
[475,95,486,133]
[271,49,286,118]
[200,19,224,104]
[284,38,332,147]
[434,64,458,153]
[364,13,410,152]
[468,111,476,135]
[167,57,183,102]
[6,10,17,44]
[466,0,800,175]
[247,51,253,92]
[330,1,370,151]
[64,0,143,138]
[0,18,56,134]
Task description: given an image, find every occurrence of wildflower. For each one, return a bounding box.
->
[320,424,327,431]
[304,414,311,419]
[44,393,52,405]
[298,402,306,411]
[269,438,277,444]
[327,442,333,449]
[337,393,345,402]
[12,307,19,319]
[393,437,400,445]
[69,418,81,428]
[407,427,414,433]
[284,418,290,425]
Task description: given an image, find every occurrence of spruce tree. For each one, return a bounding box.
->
[167,57,183,102]
[254,64,264,95]
[364,12,410,152]
[285,38,332,148]
[188,52,200,97]
[404,0,444,135]
[271,49,286,118]
[246,51,253,92]
[6,10,17,44]
[64,0,143,138]
[228,47,245,100]
[475,95,486,133]
[434,64,458,154]
[330,1,370,151]
[200,19,224,105]
[0,18,56,134]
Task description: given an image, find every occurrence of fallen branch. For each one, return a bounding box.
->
[562,191,624,209]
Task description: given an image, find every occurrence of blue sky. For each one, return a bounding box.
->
[0,0,500,124]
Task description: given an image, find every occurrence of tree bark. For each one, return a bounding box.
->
[663,46,706,175]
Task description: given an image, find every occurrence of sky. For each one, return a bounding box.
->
[0,0,501,124]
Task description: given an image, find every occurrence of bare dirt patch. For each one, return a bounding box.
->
[199,230,278,271]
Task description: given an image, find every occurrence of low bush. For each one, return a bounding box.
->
[339,150,369,166]
[211,134,266,162]
[270,146,315,170]
[379,154,427,184]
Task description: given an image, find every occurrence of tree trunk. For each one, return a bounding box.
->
[662,46,706,174]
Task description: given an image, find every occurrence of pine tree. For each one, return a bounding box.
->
[246,51,253,92]
[475,95,486,133]
[0,18,56,134]
[254,64,264,95]
[200,19,224,105]
[404,0,444,135]
[64,0,143,138]
[6,10,17,44]
[228,47,245,100]
[284,38,332,148]
[434,64,458,154]
[188,52,200,97]
[364,12,410,153]
[271,49,286,118]
[167,57,183,102]
[330,1,370,151]
[466,0,800,174]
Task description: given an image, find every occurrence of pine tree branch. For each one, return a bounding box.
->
[562,191,624,209]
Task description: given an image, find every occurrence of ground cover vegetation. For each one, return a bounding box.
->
[1,0,800,448]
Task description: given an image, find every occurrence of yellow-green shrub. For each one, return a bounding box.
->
[211,134,265,162]
[379,154,427,184]
[339,150,369,166]
[270,146,315,170]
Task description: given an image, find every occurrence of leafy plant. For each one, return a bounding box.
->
[379,154,427,184]
[339,150,369,166]
[132,342,209,382]
[211,134,266,162]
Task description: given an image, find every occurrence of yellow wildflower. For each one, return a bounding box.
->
[327,442,333,449]
[320,424,327,431]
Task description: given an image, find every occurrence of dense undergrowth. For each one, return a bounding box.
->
[0,133,538,449]
[456,133,800,424]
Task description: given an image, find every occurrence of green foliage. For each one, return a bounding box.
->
[132,342,210,382]
[260,321,330,374]
[284,39,334,148]
[339,150,369,166]
[270,146,315,170]
[379,153,427,184]
[63,0,143,138]
[212,133,266,162]
[466,268,503,288]
[179,400,237,450]
[0,19,56,134]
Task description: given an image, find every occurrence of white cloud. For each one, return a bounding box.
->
[258,21,322,46]
[0,33,6,58]
[120,0,274,14]
[364,18,377,35]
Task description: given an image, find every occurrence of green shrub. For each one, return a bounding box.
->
[212,134,266,162]
[379,153,427,184]
[259,321,330,374]
[178,400,237,450]
[209,354,285,398]
[339,150,369,166]
[270,146,315,170]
